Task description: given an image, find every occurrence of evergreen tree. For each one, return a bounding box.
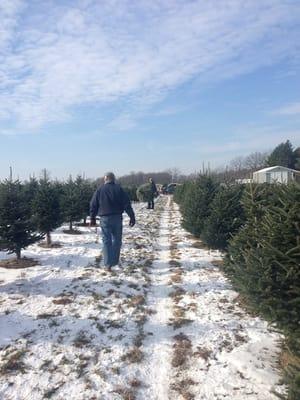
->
[267,140,296,168]
[23,176,39,211]
[225,183,300,399]
[60,177,83,231]
[224,183,280,297]
[201,185,245,250]
[136,183,153,202]
[181,176,218,237]
[74,175,96,225]
[32,173,62,245]
[123,185,138,202]
[173,182,187,204]
[293,147,300,170]
[0,180,42,259]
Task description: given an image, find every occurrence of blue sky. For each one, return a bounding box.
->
[0,0,300,180]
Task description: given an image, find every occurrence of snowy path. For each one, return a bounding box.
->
[139,196,174,399]
[0,197,286,399]
[161,199,285,400]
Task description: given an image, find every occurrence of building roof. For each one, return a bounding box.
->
[254,165,300,174]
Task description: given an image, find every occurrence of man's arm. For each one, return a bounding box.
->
[121,188,135,226]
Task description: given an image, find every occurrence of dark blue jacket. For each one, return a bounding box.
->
[90,182,135,220]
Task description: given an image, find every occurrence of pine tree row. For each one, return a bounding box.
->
[0,174,96,259]
[174,179,300,399]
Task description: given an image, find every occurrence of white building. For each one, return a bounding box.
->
[253,166,300,184]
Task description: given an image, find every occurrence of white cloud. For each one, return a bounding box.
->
[273,102,300,116]
[0,0,300,133]
[108,113,138,131]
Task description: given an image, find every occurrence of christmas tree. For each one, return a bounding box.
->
[74,175,96,225]
[181,176,218,237]
[32,172,62,246]
[136,183,153,202]
[60,176,84,232]
[201,184,245,250]
[225,183,300,399]
[0,179,42,259]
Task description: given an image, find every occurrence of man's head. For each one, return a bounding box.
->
[104,172,116,183]
[149,177,153,183]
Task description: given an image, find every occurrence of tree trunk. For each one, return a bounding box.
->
[69,220,72,231]
[16,248,21,260]
[84,216,87,225]
[46,232,51,246]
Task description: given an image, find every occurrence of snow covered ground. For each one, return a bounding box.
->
[0,196,286,399]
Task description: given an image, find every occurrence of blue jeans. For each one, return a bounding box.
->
[100,214,123,267]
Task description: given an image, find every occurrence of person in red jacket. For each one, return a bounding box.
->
[90,172,135,269]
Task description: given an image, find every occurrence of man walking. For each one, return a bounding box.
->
[147,177,158,209]
[90,172,135,269]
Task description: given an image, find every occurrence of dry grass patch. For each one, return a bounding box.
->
[95,254,102,263]
[170,317,193,330]
[134,243,145,250]
[146,307,156,315]
[143,258,154,269]
[52,296,73,305]
[62,229,82,235]
[110,366,120,375]
[128,282,139,290]
[173,306,185,319]
[106,288,115,296]
[105,319,123,329]
[172,333,192,368]
[95,322,106,333]
[91,292,104,301]
[234,332,248,344]
[279,345,300,377]
[113,386,136,400]
[169,237,182,244]
[192,241,208,250]
[73,331,91,348]
[218,297,229,304]
[210,259,224,267]
[169,269,183,284]
[130,378,142,388]
[186,302,197,312]
[128,295,146,307]
[169,287,186,302]
[169,259,182,269]
[218,337,234,353]
[133,331,146,348]
[135,313,147,326]
[170,242,178,251]
[171,379,196,400]
[170,251,181,260]
[193,346,212,361]
[44,385,62,398]
[0,257,38,269]
[0,348,27,375]
[121,347,143,364]
[36,311,61,319]
[38,242,62,249]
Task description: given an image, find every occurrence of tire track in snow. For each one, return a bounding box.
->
[168,199,195,400]
[138,196,174,400]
